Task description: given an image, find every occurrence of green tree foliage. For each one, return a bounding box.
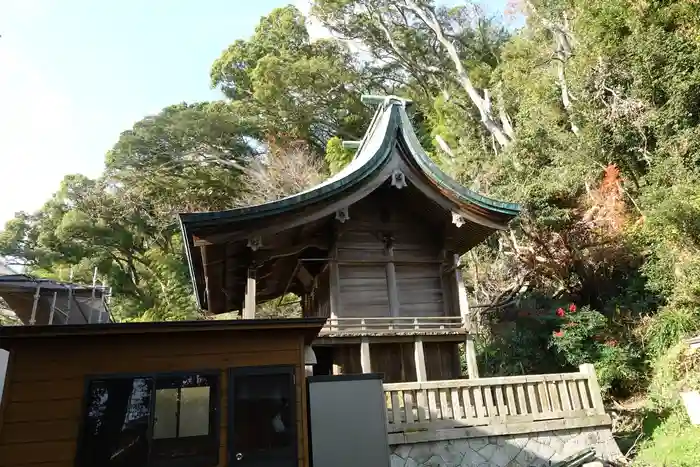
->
[210,5,375,154]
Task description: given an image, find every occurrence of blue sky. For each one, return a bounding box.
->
[0,0,509,226]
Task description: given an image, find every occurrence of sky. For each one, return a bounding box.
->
[0,0,508,227]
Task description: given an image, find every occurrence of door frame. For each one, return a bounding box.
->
[227,365,298,467]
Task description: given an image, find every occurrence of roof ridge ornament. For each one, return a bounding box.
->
[360,94,413,108]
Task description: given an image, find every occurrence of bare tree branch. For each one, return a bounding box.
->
[399,0,515,147]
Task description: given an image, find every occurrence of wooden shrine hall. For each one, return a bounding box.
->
[179,95,520,383]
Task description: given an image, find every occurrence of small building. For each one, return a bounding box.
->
[0,317,326,467]
[0,274,112,325]
[178,96,519,383]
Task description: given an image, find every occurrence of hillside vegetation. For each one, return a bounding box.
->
[2,1,700,462]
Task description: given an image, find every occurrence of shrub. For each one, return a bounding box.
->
[641,305,700,358]
[548,304,644,394]
[649,341,700,410]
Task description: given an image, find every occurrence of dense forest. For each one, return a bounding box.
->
[2,0,700,462]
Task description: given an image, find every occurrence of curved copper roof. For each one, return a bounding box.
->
[179,97,520,311]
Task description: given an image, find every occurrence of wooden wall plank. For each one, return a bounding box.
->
[0,329,306,467]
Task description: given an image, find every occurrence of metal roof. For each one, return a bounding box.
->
[179,97,519,230]
[178,96,521,311]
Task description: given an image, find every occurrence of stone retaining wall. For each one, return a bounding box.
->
[390,425,622,467]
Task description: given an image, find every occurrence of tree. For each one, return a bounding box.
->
[210,5,375,155]
[313,0,514,148]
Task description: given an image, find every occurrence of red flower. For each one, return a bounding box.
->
[569,304,577,313]
[556,308,565,317]
[553,330,564,337]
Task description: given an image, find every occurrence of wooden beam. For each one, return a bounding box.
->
[243,268,256,319]
[329,243,341,320]
[385,242,400,318]
[296,265,314,291]
[414,338,428,382]
[453,254,472,331]
[201,245,227,314]
[360,338,372,373]
[253,239,329,264]
[464,336,479,379]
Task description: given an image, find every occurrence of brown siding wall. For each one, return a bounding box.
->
[395,264,444,317]
[370,343,416,383]
[0,330,307,467]
[309,266,331,318]
[338,265,389,317]
[425,342,462,381]
[331,344,362,375]
[333,191,452,319]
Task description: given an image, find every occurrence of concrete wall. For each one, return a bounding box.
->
[390,426,622,467]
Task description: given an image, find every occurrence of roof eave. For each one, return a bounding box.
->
[396,105,520,219]
[181,104,403,312]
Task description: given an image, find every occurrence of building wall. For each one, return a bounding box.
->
[331,344,362,375]
[310,266,331,318]
[424,342,462,381]
[370,343,416,383]
[0,330,308,467]
[334,191,450,319]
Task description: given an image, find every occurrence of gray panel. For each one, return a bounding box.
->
[308,375,390,467]
[0,349,8,404]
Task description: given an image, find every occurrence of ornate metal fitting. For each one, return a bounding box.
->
[247,236,263,251]
[452,212,466,228]
[391,169,407,189]
[335,207,350,223]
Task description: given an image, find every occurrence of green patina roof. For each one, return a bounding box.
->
[179,97,519,231]
[179,96,521,311]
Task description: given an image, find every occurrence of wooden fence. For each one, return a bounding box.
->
[383,364,605,434]
[319,316,465,335]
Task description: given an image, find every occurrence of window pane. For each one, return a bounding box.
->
[150,373,219,467]
[179,386,211,437]
[153,388,179,439]
[232,372,294,454]
[77,377,152,467]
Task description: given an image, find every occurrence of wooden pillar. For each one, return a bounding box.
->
[360,338,372,373]
[453,254,472,330]
[385,244,400,317]
[464,336,479,379]
[329,245,341,320]
[414,338,428,382]
[29,285,41,325]
[243,268,256,319]
[48,292,58,325]
[453,254,479,378]
[580,363,605,414]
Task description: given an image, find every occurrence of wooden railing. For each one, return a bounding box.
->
[383,364,606,434]
[319,316,466,335]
